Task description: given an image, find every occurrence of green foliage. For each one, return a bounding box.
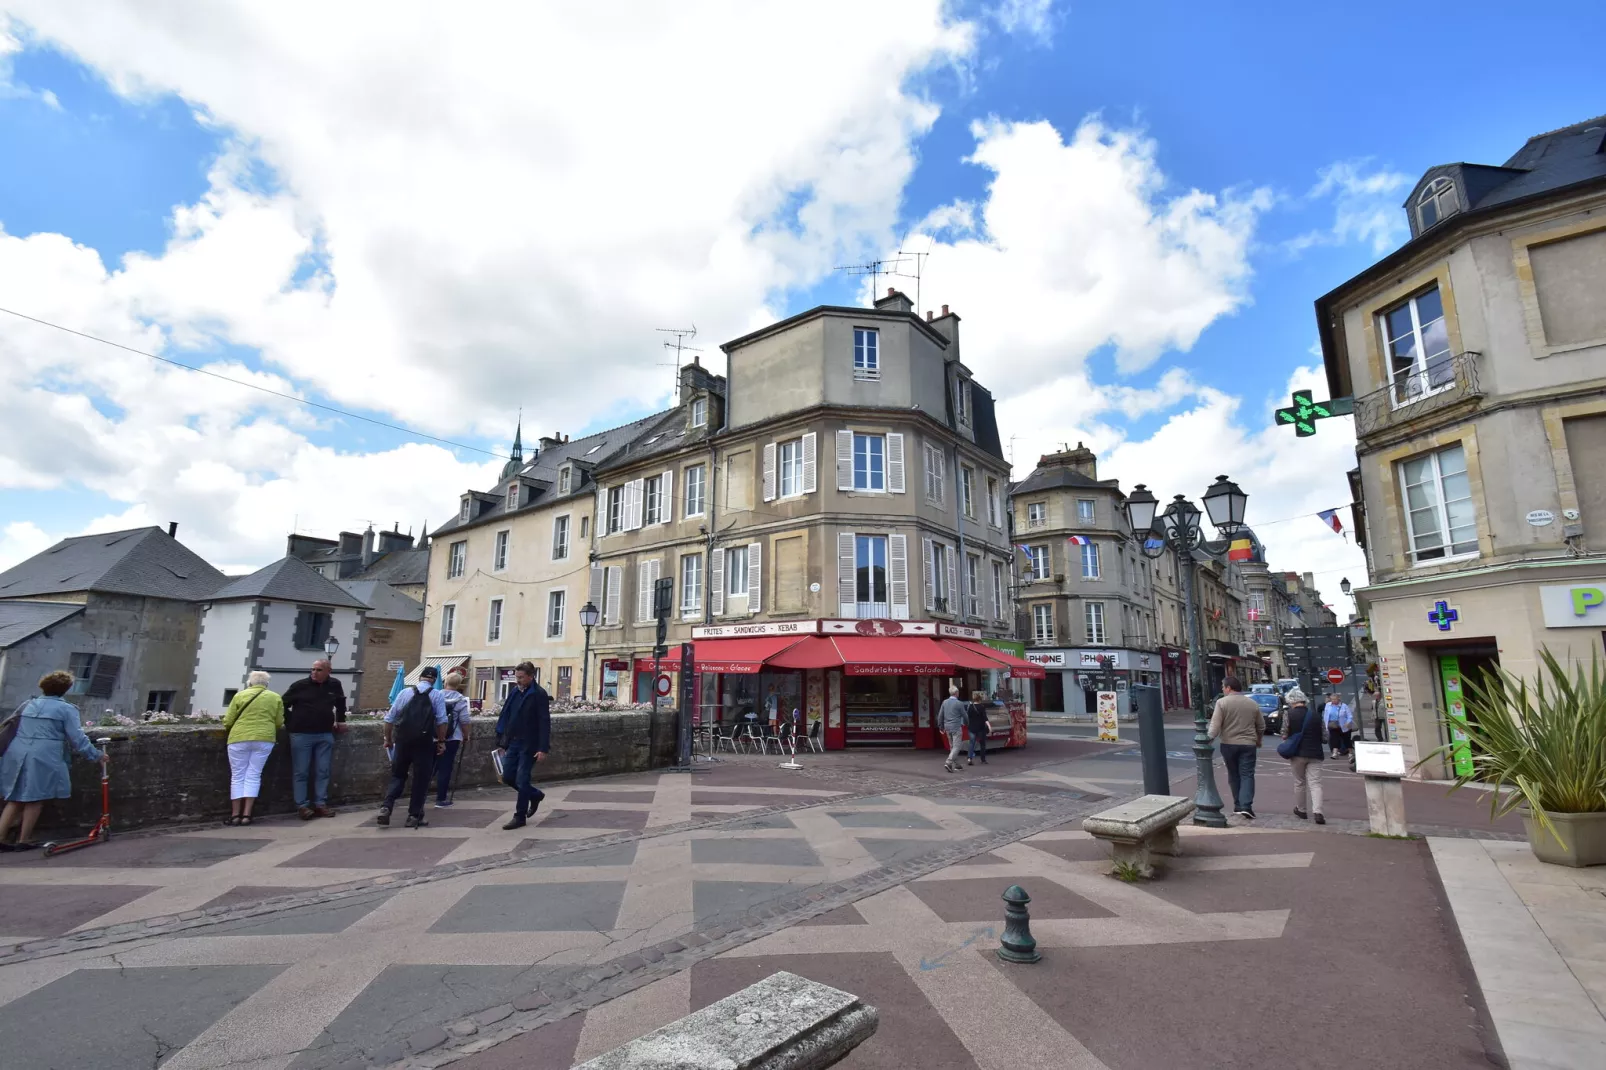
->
[1111,860,1146,883]
[1427,650,1606,843]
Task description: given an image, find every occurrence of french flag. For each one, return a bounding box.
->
[1318,509,1345,536]
[1066,535,1091,545]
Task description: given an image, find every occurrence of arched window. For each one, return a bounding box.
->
[1417,177,1458,230]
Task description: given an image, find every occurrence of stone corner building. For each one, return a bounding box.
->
[1318,112,1606,775]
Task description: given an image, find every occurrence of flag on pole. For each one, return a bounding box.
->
[388,664,407,704]
[1227,537,1253,561]
[1247,607,1262,621]
[1144,536,1165,552]
[1317,509,1345,537]
[1066,535,1091,546]
[1016,544,1033,556]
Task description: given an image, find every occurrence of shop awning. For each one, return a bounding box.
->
[692,635,807,673]
[764,636,848,670]
[945,639,1047,679]
[406,657,470,685]
[828,635,958,676]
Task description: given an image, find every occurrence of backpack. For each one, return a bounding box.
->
[396,686,436,743]
[0,699,32,758]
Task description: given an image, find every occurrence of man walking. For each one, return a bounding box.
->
[495,662,550,830]
[281,659,347,819]
[379,666,449,828]
[1325,691,1355,758]
[939,685,968,774]
[1208,675,1264,820]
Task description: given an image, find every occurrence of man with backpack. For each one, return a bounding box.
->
[379,666,450,828]
[494,662,550,830]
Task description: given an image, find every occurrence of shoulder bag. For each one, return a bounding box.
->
[1276,707,1308,760]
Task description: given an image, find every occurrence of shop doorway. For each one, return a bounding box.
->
[1033,673,1065,713]
[1425,641,1500,780]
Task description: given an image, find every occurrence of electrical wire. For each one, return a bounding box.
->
[0,304,502,458]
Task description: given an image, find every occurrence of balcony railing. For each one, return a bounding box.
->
[1354,351,1482,438]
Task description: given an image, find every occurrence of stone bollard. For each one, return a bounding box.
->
[997,884,1041,964]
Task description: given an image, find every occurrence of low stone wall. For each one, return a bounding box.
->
[36,709,678,832]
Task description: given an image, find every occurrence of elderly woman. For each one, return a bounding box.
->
[0,670,107,852]
[1280,688,1326,825]
[222,671,285,825]
[434,671,472,807]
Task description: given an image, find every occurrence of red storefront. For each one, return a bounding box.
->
[688,619,1044,751]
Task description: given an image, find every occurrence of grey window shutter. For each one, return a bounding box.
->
[945,543,957,614]
[747,541,763,614]
[922,537,934,611]
[887,433,905,493]
[836,430,853,490]
[604,566,622,625]
[762,443,777,502]
[889,534,909,619]
[837,532,856,616]
[589,564,604,604]
[87,654,123,699]
[710,548,726,616]
[801,432,817,493]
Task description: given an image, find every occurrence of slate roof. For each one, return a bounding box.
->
[1011,465,1119,496]
[0,527,228,602]
[336,581,425,622]
[348,549,429,587]
[211,556,371,609]
[0,601,85,649]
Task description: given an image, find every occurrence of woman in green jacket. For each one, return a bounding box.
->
[222,671,285,825]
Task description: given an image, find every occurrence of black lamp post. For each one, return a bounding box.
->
[578,600,600,700]
[1125,475,1248,829]
[322,635,340,666]
[1340,576,1352,597]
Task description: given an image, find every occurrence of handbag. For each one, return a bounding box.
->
[1277,708,1309,759]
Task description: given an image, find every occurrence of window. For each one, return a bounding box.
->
[1400,444,1478,562]
[440,603,457,646]
[1077,498,1095,522]
[493,530,510,571]
[1032,603,1055,643]
[552,515,570,560]
[1380,285,1454,407]
[1248,591,1266,616]
[680,553,703,614]
[965,553,980,617]
[685,464,706,516]
[923,443,945,504]
[293,609,333,651]
[960,465,975,518]
[691,396,707,427]
[775,438,803,498]
[222,688,239,706]
[930,541,950,610]
[1416,176,1458,231]
[505,483,520,513]
[1086,601,1107,645]
[1027,501,1047,528]
[853,433,885,491]
[547,589,566,638]
[1028,545,1050,581]
[726,545,748,597]
[991,560,1006,619]
[1081,541,1101,580]
[447,540,467,579]
[986,477,1001,526]
[855,534,888,614]
[559,467,572,495]
[607,485,625,534]
[487,597,504,642]
[853,327,879,378]
[644,475,663,525]
[955,377,971,426]
[579,515,590,538]
[459,499,470,522]
[144,690,175,714]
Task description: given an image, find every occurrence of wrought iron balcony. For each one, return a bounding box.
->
[1354,351,1483,438]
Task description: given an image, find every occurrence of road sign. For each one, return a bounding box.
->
[655,673,673,698]
[1326,668,1346,685]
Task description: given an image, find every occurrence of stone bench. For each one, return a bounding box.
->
[575,970,878,1070]
[1082,794,1196,877]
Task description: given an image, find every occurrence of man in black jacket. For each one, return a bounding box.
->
[281,659,347,819]
[494,662,551,830]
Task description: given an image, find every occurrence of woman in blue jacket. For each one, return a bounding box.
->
[0,670,107,851]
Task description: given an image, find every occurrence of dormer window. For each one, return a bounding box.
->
[690,396,707,428]
[459,498,471,523]
[505,483,520,513]
[1416,177,1459,231]
[954,376,972,428]
[559,467,572,495]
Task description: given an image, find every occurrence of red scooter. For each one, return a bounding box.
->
[42,737,113,857]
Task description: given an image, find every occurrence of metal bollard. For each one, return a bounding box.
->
[996,885,1041,964]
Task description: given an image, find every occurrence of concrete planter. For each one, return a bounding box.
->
[1522,809,1606,868]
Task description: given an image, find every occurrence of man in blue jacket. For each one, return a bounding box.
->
[495,661,551,830]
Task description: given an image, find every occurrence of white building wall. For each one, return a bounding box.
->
[191,601,257,714]
[192,599,364,713]
[257,599,363,698]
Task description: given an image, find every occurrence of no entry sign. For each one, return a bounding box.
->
[655,673,673,697]
[1326,668,1346,685]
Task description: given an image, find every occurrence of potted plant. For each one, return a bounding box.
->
[1431,651,1606,867]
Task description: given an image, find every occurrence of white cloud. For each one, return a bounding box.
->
[0,521,52,570]
[1289,160,1413,255]
[988,0,1057,44]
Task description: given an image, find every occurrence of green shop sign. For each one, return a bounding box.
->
[1539,583,1606,628]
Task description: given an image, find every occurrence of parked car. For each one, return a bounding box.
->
[1275,678,1299,694]
[1250,683,1285,734]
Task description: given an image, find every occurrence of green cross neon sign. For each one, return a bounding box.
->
[1275,389,1354,437]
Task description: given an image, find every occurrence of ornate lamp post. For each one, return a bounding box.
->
[322,635,340,666]
[1125,475,1248,829]
[578,600,600,700]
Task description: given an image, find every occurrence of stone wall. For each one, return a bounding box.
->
[37,708,678,833]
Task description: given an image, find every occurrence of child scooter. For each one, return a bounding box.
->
[42,737,113,857]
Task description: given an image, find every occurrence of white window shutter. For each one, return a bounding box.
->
[945,543,957,614]
[801,432,817,494]
[625,479,644,530]
[637,561,653,622]
[604,566,622,625]
[710,548,726,616]
[836,430,853,490]
[660,469,674,524]
[589,564,604,604]
[596,485,606,536]
[762,443,777,502]
[889,534,909,619]
[649,557,662,616]
[888,433,905,493]
[747,541,762,614]
[922,537,934,611]
[837,532,856,616]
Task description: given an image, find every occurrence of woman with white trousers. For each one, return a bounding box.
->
[222,671,285,825]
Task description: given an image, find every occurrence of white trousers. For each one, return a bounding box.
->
[228,741,275,799]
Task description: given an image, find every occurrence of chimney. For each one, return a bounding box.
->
[167,522,178,538]
[680,359,720,399]
[928,303,961,360]
[926,310,933,321]
[873,288,914,315]
[539,433,564,453]
[361,528,378,570]
[1037,441,1098,480]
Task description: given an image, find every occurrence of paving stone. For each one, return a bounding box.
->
[445,1019,478,1038]
[474,1004,514,1027]
[638,947,664,963]
[511,991,551,1012]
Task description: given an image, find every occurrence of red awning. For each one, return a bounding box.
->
[945,639,1047,679]
[935,639,1009,671]
[830,635,958,676]
[692,635,806,673]
[764,636,848,670]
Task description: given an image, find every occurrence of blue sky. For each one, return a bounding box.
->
[1,1,1603,589]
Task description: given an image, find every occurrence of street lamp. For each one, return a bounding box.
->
[1125,474,1251,829]
[578,600,600,700]
[1340,577,1352,597]
[323,635,340,665]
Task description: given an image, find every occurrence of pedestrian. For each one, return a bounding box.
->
[1367,683,1385,742]
[434,671,472,807]
[379,667,449,828]
[0,670,108,851]
[280,658,348,820]
[1325,691,1355,757]
[222,671,286,826]
[1208,674,1264,819]
[938,685,968,773]
[494,661,550,830]
[966,690,992,766]
[1280,688,1326,824]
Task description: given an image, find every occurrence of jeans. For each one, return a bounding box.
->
[1219,742,1257,811]
[383,738,436,819]
[435,739,462,802]
[290,732,334,807]
[968,731,988,762]
[227,741,274,799]
[502,739,546,816]
[1291,756,1324,814]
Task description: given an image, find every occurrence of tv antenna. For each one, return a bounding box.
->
[834,256,911,307]
[891,235,934,313]
[656,325,702,398]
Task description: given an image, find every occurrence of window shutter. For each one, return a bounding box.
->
[293,610,310,649]
[836,430,853,490]
[747,541,762,614]
[604,566,622,625]
[637,561,653,621]
[887,433,906,493]
[945,543,957,615]
[922,537,934,611]
[762,443,777,502]
[87,654,123,699]
[990,560,1001,620]
[801,432,817,493]
[625,479,644,530]
[933,448,945,504]
[889,534,909,619]
[589,564,604,604]
[710,548,726,616]
[837,532,856,616]
[596,485,606,536]
[660,469,674,524]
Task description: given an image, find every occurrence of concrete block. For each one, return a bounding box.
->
[1364,776,1408,837]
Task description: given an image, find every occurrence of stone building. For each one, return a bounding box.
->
[288,527,429,601]
[1234,532,1293,679]
[335,580,425,711]
[1317,113,1606,775]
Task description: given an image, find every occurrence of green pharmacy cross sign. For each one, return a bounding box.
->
[1275,390,1354,437]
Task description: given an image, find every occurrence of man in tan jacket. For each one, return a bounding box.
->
[1208,675,1265,819]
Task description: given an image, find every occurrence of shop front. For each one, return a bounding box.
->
[1024,648,1159,717]
[1158,646,1188,710]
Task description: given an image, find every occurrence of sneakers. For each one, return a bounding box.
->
[1314,813,1327,825]
[1293,807,1308,820]
[376,806,392,827]
[404,814,426,829]
[435,799,453,808]
[967,758,974,766]
[502,814,527,831]
[1240,806,1256,820]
